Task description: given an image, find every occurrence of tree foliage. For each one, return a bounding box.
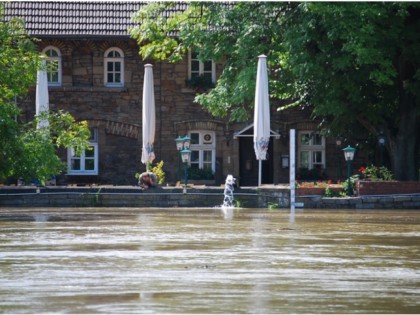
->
[0,6,91,184]
[281,3,420,180]
[131,2,420,180]
[130,2,290,121]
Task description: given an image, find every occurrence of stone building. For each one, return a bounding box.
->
[4,1,363,186]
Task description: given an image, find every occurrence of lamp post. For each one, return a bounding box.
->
[378,132,385,166]
[176,136,185,180]
[342,145,356,196]
[175,136,191,192]
[336,137,342,180]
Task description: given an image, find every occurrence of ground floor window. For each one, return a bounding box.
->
[67,128,98,175]
[189,130,216,173]
[298,131,325,169]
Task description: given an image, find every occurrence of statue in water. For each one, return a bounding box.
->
[222,174,236,208]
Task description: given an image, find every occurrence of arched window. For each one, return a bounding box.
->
[104,48,124,87]
[42,46,62,86]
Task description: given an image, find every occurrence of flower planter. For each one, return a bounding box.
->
[296,186,342,196]
[176,179,215,186]
[357,180,420,196]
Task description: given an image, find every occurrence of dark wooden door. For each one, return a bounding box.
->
[239,137,273,186]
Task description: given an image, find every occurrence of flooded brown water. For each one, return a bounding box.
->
[0,207,419,314]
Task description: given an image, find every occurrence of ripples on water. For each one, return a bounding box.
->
[0,207,419,313]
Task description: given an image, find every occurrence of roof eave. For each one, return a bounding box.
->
[31,34,133,40]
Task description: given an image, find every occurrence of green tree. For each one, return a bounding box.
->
[282,3,420,181]
[0,6,91,184]
[130,2,288,121]
[130,2,420,180]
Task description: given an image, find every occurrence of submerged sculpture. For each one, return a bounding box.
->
[222,174,236,208]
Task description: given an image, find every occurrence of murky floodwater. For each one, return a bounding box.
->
[0,207,419,314]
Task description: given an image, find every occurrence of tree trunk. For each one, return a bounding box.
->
[390,93,418,181]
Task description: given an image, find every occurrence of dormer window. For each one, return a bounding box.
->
[42,46,61,86]
[104,48,124,87]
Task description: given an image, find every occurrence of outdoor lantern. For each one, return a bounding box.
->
[335,137,342,180]
[180,149,191,164]
[378,132,386,166]
[175,136,192,191]
[378,133,386,146]
[335,137,342,147]
[342,145,356,195]
[183,136,191,149]
[176,136,185,151]
[342,145,356,161]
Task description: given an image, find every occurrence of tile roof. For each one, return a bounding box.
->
[3,1,187,38]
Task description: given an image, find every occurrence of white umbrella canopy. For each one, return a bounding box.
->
[36,59,49,129]
[253,54,271,186]
[141,64,156,170]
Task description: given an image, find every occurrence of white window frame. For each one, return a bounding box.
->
[298,131,325,169]
[188,51,216,84]
[67,129,99,175]
[104,47,124,87]
[188,130,216,172]
[42,46,62,86]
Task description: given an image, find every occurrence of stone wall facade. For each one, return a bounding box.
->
[1,186,419,209]
[19,39,227,185]
[18,37,366,186]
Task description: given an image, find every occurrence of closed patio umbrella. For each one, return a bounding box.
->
[253,55,270,186]
[141,64,156,171]
[36,59,49,129]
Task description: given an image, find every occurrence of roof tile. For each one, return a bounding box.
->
[3,1,185,38]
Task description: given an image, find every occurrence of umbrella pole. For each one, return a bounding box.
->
[258,160,262,187]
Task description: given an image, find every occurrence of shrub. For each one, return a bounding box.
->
[185,75,215,94]
[187,167,214,180]
[358,165,394,181]
[297,167,328,181]
[296,180,334,188]
[341,175,359,195]
[151,161,166,185]
[324,186,341,197]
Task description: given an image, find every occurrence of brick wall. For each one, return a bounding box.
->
[357,180,420,196]
[16,37,365,186]
[19,39,227,185]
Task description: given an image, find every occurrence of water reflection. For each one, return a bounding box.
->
[221,207,234,220]
[0,208,419,314]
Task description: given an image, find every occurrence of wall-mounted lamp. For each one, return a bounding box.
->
[281,155,289,168]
